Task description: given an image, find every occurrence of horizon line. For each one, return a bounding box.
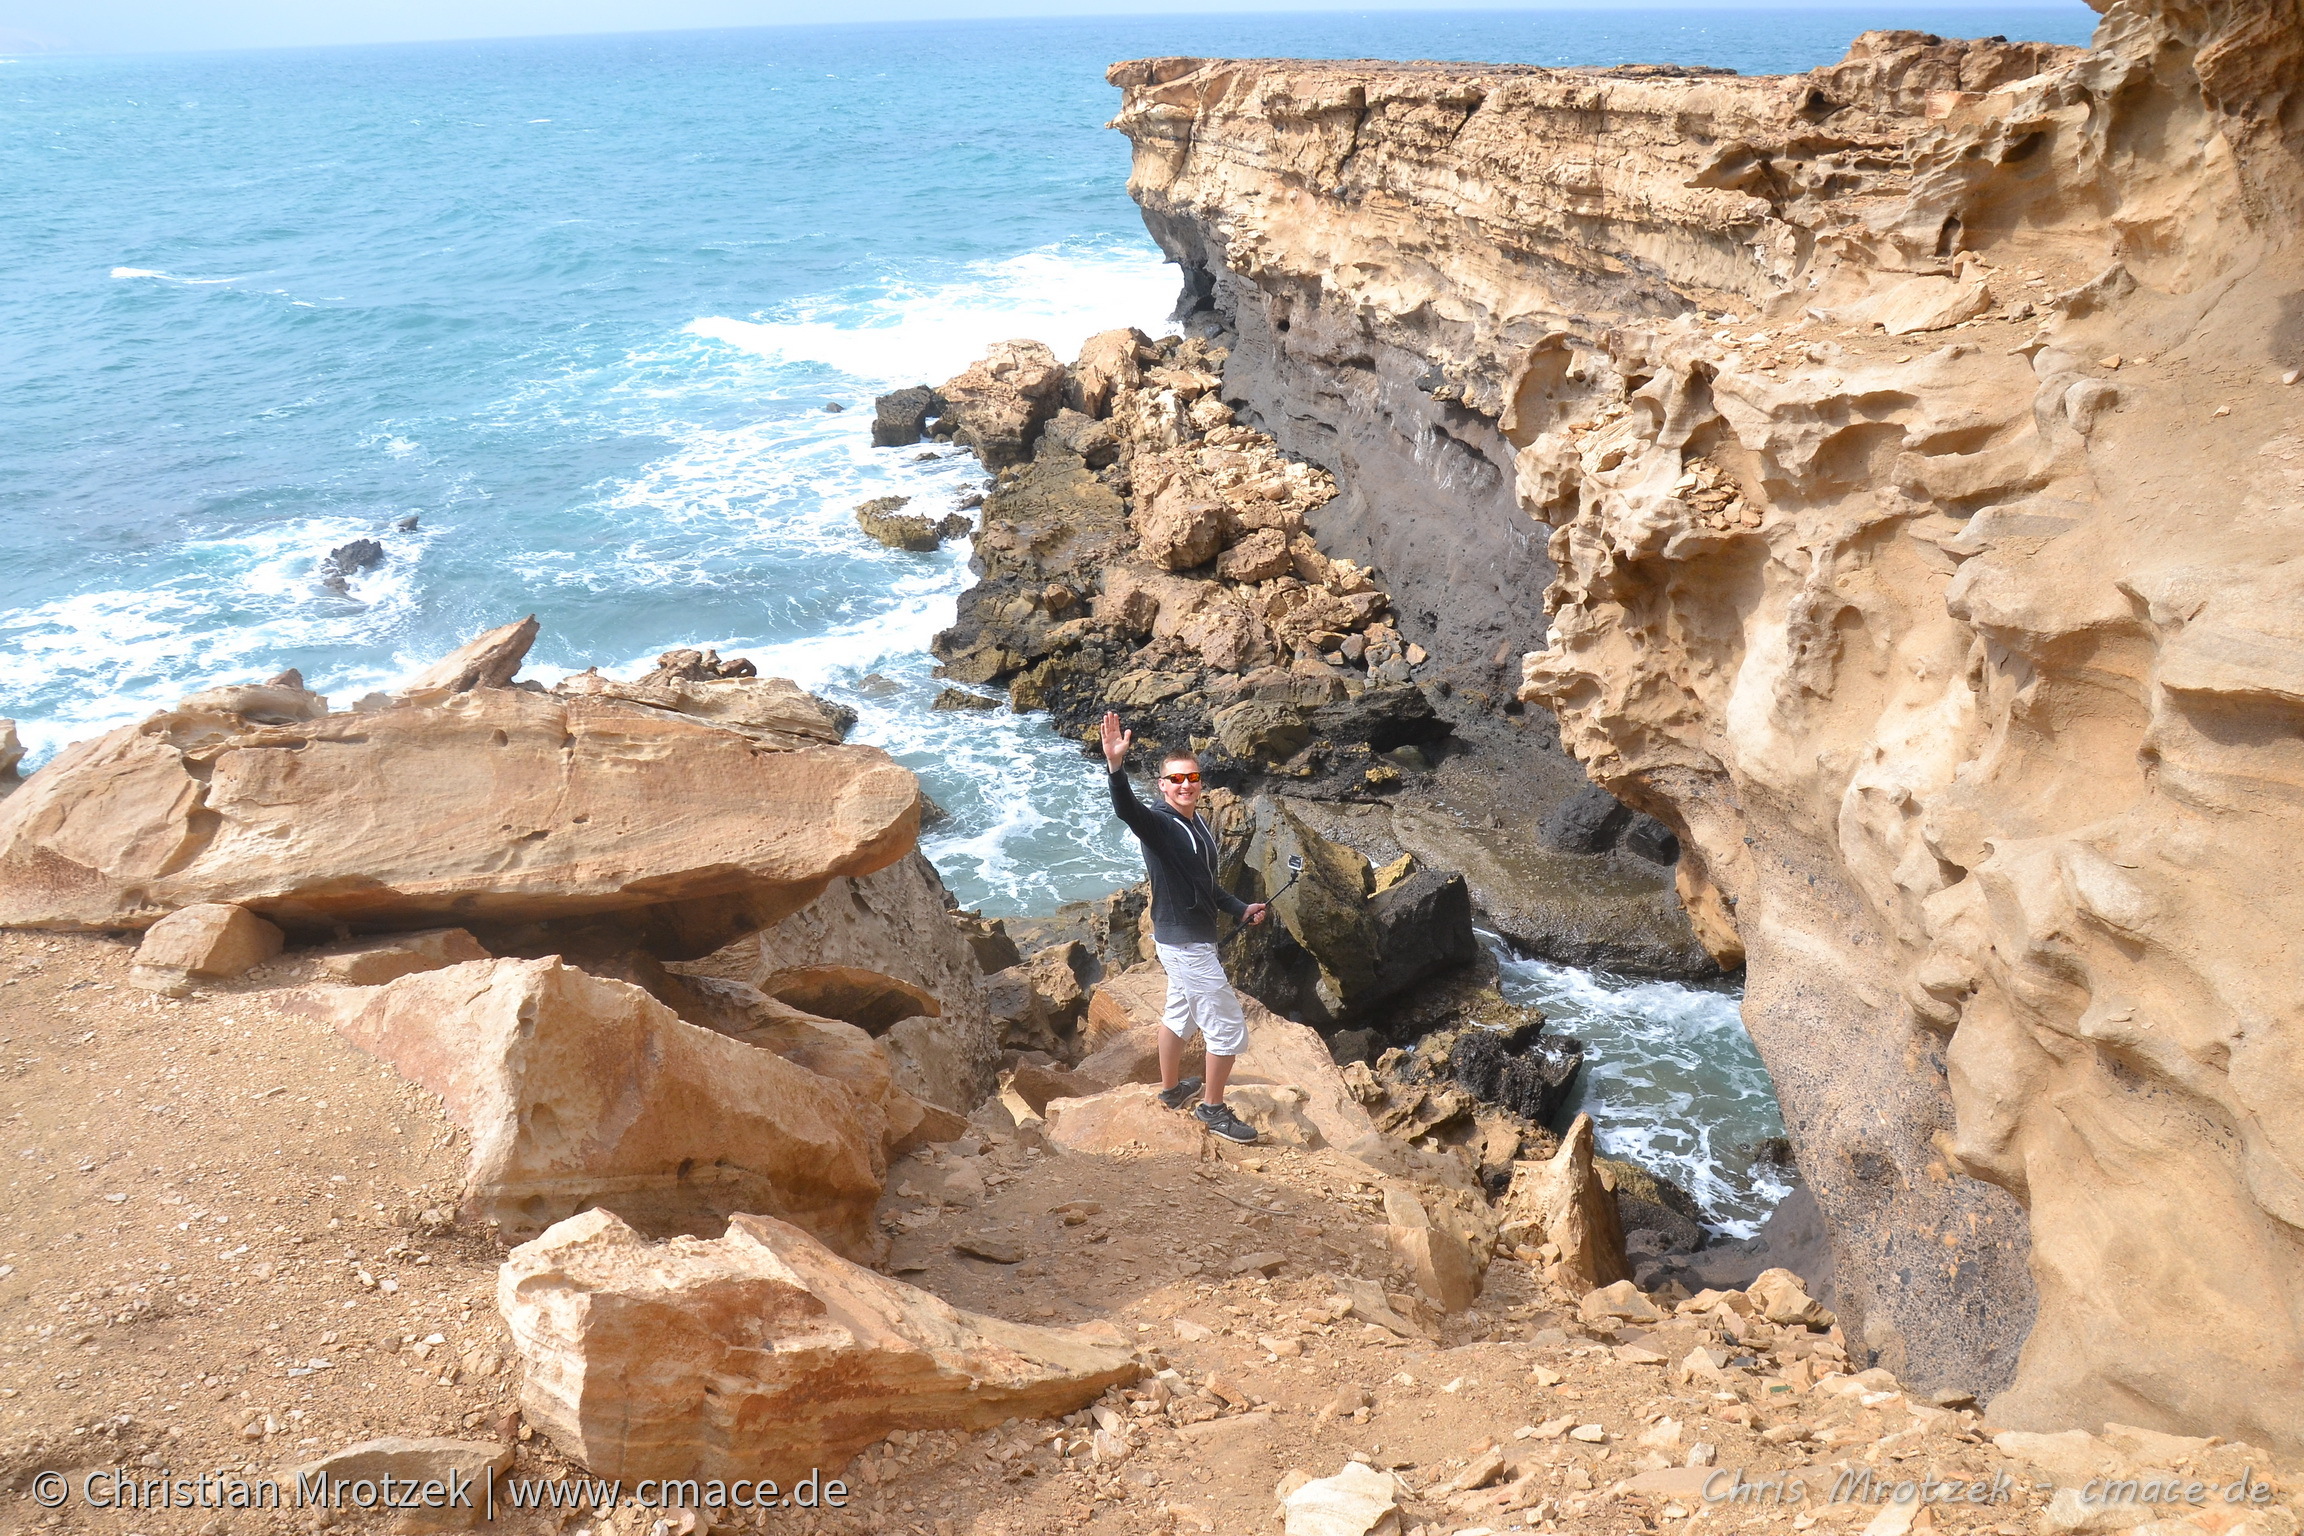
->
[0,1,2103,63]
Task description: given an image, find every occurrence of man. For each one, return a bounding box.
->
[1100,710,1266,1145]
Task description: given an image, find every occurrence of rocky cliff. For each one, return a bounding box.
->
[1112,2,2304,1454]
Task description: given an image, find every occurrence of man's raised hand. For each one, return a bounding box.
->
[1100,711,1132,770]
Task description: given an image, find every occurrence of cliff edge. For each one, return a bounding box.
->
[1112,1,2304,1453]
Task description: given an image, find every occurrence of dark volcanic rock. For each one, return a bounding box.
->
[1447,1022,1584,1128]
[870,385,944,448]
[1622,815,1681,865]
[1541,783,1634,854]
[322,538,385,576]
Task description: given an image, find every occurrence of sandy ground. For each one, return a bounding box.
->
[3,931,2293,1536]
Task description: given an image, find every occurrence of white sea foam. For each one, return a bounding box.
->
[1492,940,1789,1237]
[0,517,437,762]
[686,244,1181,387]
[109,266,238,284]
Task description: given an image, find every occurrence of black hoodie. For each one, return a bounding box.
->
[1107,768,1249,945]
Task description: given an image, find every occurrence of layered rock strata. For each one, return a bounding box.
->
[1111,9,2304,1453]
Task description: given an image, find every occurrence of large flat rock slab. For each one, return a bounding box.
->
[0,685,917,958]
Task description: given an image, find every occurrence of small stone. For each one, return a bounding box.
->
[1227,1250,1287,1277]
[1529,1365,1563,1387]
[1173,1319,1215,1341]
[2214,404,2232,417]
[1579,1280,1662,1324]
[1569,1423,1607,1443]
[135,903,284,982]
[952,1234,1024,1264]
[2098,355,2121,369]
[2284,368,2300,386]
[1259,1334,1304,1358]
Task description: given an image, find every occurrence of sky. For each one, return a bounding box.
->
[0,0,2094,57]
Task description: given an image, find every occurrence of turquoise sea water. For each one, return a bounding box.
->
[1,7,2094,1222]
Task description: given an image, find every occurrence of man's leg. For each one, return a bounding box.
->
[1158,1024,1185,1092]
[1153,942,1206,1111]
[1202,1050,1235,1106]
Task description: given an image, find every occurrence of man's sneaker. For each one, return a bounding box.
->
[1193,1101,1259,1144]
[1157,1077,1204,1112]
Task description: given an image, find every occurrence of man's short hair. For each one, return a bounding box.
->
[1159,751,1201,774]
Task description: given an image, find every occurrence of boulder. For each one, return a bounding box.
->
[1746,1266,1833,1328]
[1217,527,1294,584]
[1174,591,1273,673]
[1069,328,1149,419]
[931,687,1000,712]
[321,538,385,576]
[1213,700,1311,764]
[855,496,942,552]
[870,385,943,447]
[502,1208,1139,1481]
[1580,1279,1663,1324]
[1448,1025,1584,1127]
[0,719,20,780]
[1539,783,1634,854]
[288,1438,511,1531]
[985,965,1059,1053]
[1041,408,1122,469]
[303,957,887,1251]
[132,902,283,984]
[937,340,1067,469]
[1136,478,1239,570]
[1379,1185,1483,1312]
[1022,940,1090,1032]
[880,1013,996,1117]
[1366,867,1478,998]
[1498,1114,1631,1294]
[397,616,539,703]
[0,678,917,960]
[307,927,490,987]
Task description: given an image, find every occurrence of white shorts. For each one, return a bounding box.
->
[1153,941,1249,1058]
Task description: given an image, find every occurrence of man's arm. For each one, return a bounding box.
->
[1101,711,1163,837]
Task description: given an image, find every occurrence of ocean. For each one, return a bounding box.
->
[0,5,2096,1228]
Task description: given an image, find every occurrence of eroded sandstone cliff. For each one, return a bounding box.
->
[1112,3,2304,1453]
